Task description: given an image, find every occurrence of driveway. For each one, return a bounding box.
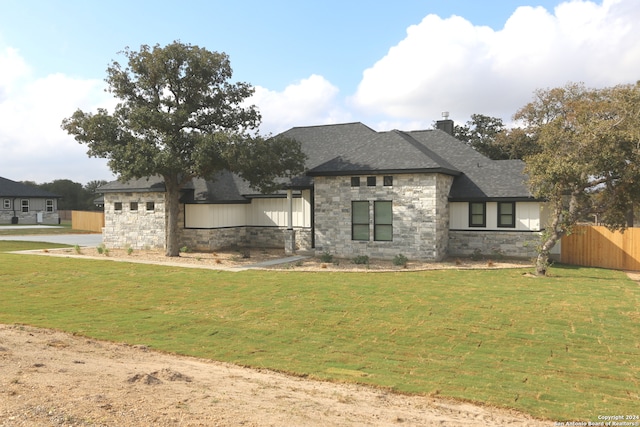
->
[0,227,102,247]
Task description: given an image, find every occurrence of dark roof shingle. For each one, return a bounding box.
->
[97,122,533,201]
[0,177,61,198]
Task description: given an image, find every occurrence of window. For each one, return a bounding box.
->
[46,200,54,212]
[146,201,155,211]
[130,202,138,211]
[21,200,29,213]
[498,202,516,228]
[383,176,393,186]
[350,177,360,187]
[469,202,486,227]
[352,201,370,240]
[367,176,376,186]
[114,202,122,211]
[2,199,10,210]
[374,201,393,241]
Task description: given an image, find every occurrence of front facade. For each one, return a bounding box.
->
[99,121,546,260]
[0,177,61,225]
[313,173,454,260]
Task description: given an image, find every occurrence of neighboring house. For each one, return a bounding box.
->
[0,177,61,225]
[98,120,550,260]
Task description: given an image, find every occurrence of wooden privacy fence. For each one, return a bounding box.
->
[561,225,640,271]
[71,211,105,233]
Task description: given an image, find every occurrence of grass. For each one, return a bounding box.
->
[0,221,97,236]
[1,240,638,421]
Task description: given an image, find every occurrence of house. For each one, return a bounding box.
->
[0,177,61,225]
[98,120,549,260]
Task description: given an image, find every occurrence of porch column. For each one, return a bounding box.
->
[284,189,295,255]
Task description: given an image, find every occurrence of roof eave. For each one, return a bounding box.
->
[306,168,461,177]
[448,196,543,202]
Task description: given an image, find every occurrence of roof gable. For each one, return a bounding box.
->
[284,124,461,176]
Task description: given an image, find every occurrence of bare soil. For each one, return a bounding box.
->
[1,249,554,426]
[0,325,551,426]
[37,246,534,272]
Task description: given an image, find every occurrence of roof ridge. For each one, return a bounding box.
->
[289,122,376,132]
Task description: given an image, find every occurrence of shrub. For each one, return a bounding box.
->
[393,254,409,267]
[74,244,82,255]
[126,247,134,256]
[96,244,105,255]
[490,247,505,260]
[352,255,369,265]
[320,251,333,263]
[180,246,191,253]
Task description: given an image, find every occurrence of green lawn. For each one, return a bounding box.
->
[1,240,638,422]
[0,221,97,236]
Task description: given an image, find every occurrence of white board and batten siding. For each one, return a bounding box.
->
[185,190,312,229]
[449,201,543,231]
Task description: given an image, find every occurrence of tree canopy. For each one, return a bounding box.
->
[515,82,640,275]
[62,41,306,256]
[25,179,107,211]
[453,113,538,160]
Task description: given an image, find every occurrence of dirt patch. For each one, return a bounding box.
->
[0,324,551,426]
[38,246,534,272]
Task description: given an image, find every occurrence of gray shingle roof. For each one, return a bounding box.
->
[0,177,61,198]
[406,130,533,200]
[97,122,533,202]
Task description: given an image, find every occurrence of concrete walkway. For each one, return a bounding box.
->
[227,255,308,271]
[0,234,103,247]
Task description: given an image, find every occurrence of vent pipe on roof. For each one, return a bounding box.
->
[436,111,454,135]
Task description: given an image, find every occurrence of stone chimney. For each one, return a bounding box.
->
[435,111,454,135]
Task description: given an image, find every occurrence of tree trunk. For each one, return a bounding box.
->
[164,176,182,257]
[535,228,563,276]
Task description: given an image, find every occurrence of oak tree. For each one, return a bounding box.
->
[63,42,305,256]
[516,82,640,275]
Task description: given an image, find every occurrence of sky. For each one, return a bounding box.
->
[1,0,639,184]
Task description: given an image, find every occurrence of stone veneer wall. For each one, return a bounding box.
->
[177,204,313,251]
[0,211,59,225]
[179,226,312,251]
[448,230,540,259]
[313,173,454,261]
[102,192,166,249]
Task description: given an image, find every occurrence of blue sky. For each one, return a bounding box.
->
[1,0,638,184]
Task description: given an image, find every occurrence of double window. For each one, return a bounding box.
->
[352,201,393,241]
[2,199,10,210]
[468,202,516,228]
[46,200,54,212]
[21,200,29,213]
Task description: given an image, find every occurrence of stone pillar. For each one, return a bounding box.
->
[284,229,296,255]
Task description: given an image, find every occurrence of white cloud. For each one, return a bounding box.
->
[251,74,350,134]
[0,47,116,184]
[351,0,640,125]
